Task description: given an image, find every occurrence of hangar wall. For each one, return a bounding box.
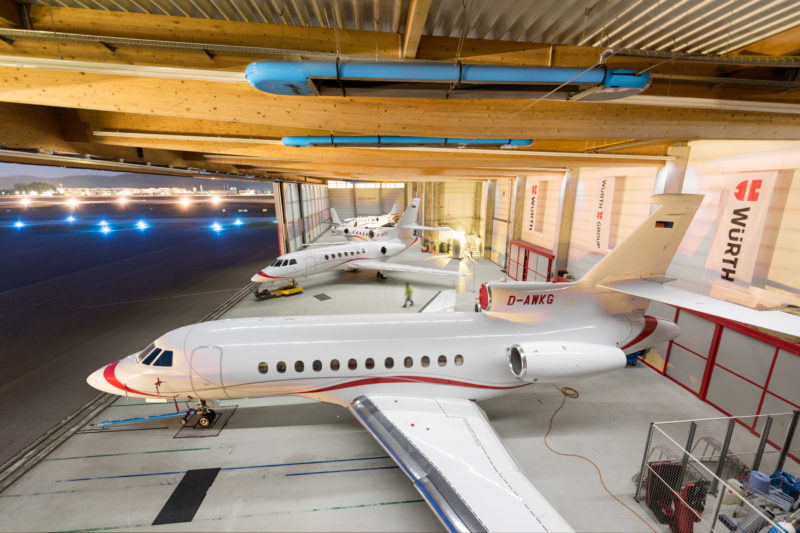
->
[327,181,405,220]
[275,182,329,253]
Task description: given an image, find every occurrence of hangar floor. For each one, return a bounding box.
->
[0,234,725,532]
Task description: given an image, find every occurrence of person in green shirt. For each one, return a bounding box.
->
[403,282,414,308]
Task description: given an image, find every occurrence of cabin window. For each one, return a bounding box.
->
[324,255,329,260]
[277,361,286,373]
[404,356,413,368]
[295,360,304,372]
[312,360,322,371]
[421,356,430,368]
[365,358,375,370]
[142,348,161,365]
[152,350,173,367]
[338,252,343,258]
[455,354,464,366]
[384,357,394,369]
[258,362,268,374]
[137,343,156,363]
[348,358,357,370]
[438,355,447,367]
[344,251,349,257]
[362,249,366,253]
[331,359,340,370]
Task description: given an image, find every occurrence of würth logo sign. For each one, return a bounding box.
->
[721,179,761,282]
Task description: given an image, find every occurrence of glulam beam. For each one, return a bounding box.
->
[402,0,432,58]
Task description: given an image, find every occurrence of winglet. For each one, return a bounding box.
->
[330,207,342,226]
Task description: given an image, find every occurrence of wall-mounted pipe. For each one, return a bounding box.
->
[282,136,533,148]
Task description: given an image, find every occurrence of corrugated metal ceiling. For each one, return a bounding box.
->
[24,0,800,55]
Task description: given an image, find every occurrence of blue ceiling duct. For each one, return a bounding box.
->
[281,136,533,148]
[245,60,650,101]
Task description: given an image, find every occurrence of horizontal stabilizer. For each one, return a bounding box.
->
[602,279,800,338]
[419,290,457,313]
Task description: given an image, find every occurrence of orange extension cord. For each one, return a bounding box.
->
[544,384,657,533]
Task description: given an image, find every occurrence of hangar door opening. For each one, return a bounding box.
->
[489,179,513,266]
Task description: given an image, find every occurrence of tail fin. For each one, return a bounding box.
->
[396,198,420,228]
[330,208,342,226]
[388,203,400,215]
[577,194,703,289]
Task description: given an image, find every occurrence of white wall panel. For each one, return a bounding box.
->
[646,301,677,321]
[715,328,775,386]
[674,311,715,357]
[665,345,705,394]
[706,366,763,416]
[767,349,800,407]
[756,394,800,447]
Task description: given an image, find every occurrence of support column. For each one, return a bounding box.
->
[653,144,690,198]
[553,170,578,280]
[351,182,358,218]
[510,176,526,242]
[483,180,496,260]
[273,182,288,255]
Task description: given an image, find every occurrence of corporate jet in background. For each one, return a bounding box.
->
[343,202,400,227]
[330,205,399,241]
[254,198,465,285]
[87,194,800,533]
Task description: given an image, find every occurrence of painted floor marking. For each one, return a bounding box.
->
[45,447,210,461]
[285,465,399,476]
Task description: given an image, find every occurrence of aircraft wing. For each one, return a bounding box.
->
[419,290,457,313]
[350,259,468,276]
[602,279,800,337]
[350,395,573,533]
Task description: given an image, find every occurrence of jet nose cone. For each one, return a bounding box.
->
[251,270,271,282]
[87,365,115,394]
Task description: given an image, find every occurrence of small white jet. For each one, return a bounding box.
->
[344,202,400,228]
[330,205,399,241]
[253,198,464,284]
[87,194,800,532]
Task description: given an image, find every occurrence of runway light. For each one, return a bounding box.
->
[210,196,222,206]
[117,196,128,206]
[20,198,31,207]
[66,215,76,223]
[67,198,80,209]
[179,197,192,208]
[100,225,112,234]
[233,218,243,226]
[13,220,25,229]
[209,222,223,232]
[135,220,149,230]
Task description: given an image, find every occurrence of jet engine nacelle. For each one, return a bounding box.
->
[507,341,626,384]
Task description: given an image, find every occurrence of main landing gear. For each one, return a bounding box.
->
[376,271,387,281]
[180,399,216,428]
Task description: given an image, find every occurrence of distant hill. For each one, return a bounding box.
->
[0,172,273,192]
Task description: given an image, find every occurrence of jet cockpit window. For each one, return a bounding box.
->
[270,259,281,266]
[142,348,162,365]
[289,259,297,265]
[137,343,156,363]
[152,350,173,367]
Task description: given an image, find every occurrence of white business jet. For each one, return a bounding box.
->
[330,206,399,241]
[344,202,400,228]
[253,198,464,284]
[87,194,800,533]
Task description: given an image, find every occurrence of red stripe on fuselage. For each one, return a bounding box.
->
[103,361,160,397]
[301,375,528,394]
[621,315,658,350]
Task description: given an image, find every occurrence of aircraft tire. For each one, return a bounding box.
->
[198,415,212,428]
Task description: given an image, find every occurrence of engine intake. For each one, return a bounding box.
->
[507,341,625,383]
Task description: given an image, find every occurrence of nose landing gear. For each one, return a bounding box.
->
[180,399,217,428]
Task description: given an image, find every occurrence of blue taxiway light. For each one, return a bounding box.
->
[98,219,109,227]
[100,225,112,234]
[210,222,223,232]
[13,220,25,228]
[233,218,244,226]
[66,215,76,223]
[135,220,149,230]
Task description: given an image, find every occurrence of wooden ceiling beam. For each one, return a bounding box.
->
[1,68,799,140]
[402,0,432,59]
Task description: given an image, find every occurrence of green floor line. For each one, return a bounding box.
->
[45,447,210,461]
[58,498,426,532]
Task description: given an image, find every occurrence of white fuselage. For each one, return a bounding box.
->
[343,213,398,229]
[87,285,679,406]
[251,232,415,283]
